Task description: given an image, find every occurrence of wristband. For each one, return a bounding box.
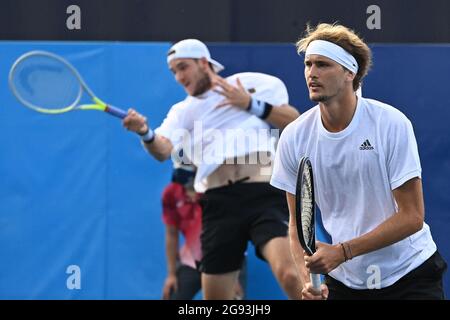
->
[139,127,155,144]
[247,98,273,119]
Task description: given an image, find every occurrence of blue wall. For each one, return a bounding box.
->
[0,42,449,299]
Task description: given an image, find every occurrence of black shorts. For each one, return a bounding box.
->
[198,182,289,274]
[325,250,448,300]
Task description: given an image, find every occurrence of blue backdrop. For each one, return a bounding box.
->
[0,41,449,299]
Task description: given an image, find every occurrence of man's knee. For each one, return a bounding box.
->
[272,262,299,285]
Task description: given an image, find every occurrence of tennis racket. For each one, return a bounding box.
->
[295,156,321,290]
[8,50,127,118]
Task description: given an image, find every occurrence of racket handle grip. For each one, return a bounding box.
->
[105,105,127,119]
[310,273,321,291]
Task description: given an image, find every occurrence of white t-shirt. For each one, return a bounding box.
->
[155,72,289,192]
[270,97,437,289]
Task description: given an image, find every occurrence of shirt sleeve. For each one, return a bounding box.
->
[385,112,422,190]
[270,124,299,195]
[155,102,189,148]
[227,72,289,107]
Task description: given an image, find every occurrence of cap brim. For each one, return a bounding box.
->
[209,58,224,73]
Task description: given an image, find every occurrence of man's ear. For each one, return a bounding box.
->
[346,70,356,83]
[198,57,214,72]
[198,57,209,68]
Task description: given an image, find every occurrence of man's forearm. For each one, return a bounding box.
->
[141,134,173,161]
[265,104,300,129]
[346,210,423,259]
[345,178,424,259]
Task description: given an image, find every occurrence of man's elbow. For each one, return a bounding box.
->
[412,217,424,234]
[291,107,301,119]
[284,106,301,125]
[410,209,424,233]
[153,152,170,162]
[275,107,300,129]
[144,146,170,162]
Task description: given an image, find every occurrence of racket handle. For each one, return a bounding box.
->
[310,273,321,291]
[105,105,127,119]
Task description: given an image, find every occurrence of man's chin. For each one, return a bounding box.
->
[184,86,195,96]
[310,94,328,102]
[192,88,209,97]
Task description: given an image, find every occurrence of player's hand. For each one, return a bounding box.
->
[302,282,328,300]
[162,274,178,300]
[212,76,251,109]
[304,242,345,274]
[123,108,148,135]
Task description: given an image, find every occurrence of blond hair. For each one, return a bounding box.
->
[296,23,372,91]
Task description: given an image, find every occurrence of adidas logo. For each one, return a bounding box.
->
[359,139,374,150]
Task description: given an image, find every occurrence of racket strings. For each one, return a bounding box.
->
[10,54,82,110]
[301,166,314,245]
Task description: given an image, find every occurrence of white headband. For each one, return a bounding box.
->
[305,40,358,74]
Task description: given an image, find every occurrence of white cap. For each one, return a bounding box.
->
[167,39,225,73]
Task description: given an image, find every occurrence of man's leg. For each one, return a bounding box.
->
[235,257,247,299]
[260,236,303,300]
[202,270,240,300]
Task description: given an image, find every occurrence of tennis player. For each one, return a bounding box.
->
[270,23,447,299]
[123,39,302,299]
